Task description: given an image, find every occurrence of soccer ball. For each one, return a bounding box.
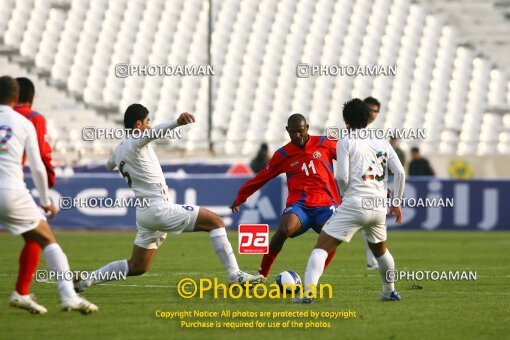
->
[275,270,302,293]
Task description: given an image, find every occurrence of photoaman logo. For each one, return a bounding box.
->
[238,224,269,254]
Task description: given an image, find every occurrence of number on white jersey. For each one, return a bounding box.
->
[119,161,132,187]
[0,125,13,153]
[362,151,387,181]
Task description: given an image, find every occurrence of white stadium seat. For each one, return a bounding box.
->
[0,0,508,159]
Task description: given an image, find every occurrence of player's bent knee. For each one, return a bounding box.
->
[368,241,386,258]
[279,226,294,238]
[128,263,148,276]
[23,220,56,248]
[194,208,225,231]
[211,215,224,229]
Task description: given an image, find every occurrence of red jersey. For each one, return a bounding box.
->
[14,105,55,188]
[234,135,340,207]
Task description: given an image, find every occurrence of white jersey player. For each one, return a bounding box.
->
[361,96,383,270]
[75,104,263,293]
[0,76,97,314]
[295,98,405,303]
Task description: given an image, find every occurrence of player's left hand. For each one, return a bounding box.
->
[389,205,403,224]
[177,112,195,125]
[229,201,241,213]
[42,203,58,220]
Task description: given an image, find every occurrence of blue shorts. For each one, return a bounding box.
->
[282,203,338,238]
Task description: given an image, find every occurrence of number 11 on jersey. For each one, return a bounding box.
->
[301,160,317,176]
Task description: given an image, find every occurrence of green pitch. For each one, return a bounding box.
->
[0,231,509,340]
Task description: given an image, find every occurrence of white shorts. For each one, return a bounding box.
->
[134,202,199,249]
[322,202,387,243]
[0,189,46,235]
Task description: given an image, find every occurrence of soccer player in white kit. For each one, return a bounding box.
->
[0,76,98,314]
[296,98,405,303]
[75,104,263,293]
[362,96,382,270]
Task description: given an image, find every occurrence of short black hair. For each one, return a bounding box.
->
[16,77,35,103]
[124,103,149,129]
[363,96,381,110]
[343,98,370,129]
[0,76,19,105]
[411,147,420,153]
[287,113,307,127]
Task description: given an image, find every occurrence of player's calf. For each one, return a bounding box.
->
[258,214,302,278]
[368,241,400,301]
[75,244,151,292]
[192,208,264,284]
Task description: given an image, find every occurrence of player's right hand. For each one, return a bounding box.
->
[229,201,241,213]
[389,205,402,224]
[177,112,195,125]
[42,203,58,220]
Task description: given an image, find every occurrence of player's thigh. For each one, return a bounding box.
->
[134,224,168,250]
[193,207,224,232]
[312,205,338,232]
[138,204,199,235]
[321,204,363,243]
[22,220,56,247]
[367,241,387,258]
[0,189,48,239]
[314,231,342,253]
[364,210,388,257]
[278,212,302,237]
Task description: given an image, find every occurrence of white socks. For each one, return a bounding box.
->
[376,250,396,294]
[43,243,77,300]
[304,248,328,296]
[209,228,239,279]
[82,259,129,288]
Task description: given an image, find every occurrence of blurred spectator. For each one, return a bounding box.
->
[389,138,405,176]
[250,143,270,173]
[409,147,435,176]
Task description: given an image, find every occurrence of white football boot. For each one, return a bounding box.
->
[9,291,48,314]
[228,271,265,285]
[61,295,98,314]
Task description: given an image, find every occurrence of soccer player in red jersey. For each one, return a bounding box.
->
[14,78,55,188]
[230,114,339,279]
[12,77,56,302]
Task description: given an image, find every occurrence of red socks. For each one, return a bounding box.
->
[16,239,41,295]
[324,250,336,270]
[258,250,279,278]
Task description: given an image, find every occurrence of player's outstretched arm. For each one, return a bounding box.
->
[106,153,116,171]
[230,150,284,213]
[335,138,350,195]
[388,145,405,224]
[25,123,57,219]
[135,112,196,148]
[176,112,195,125]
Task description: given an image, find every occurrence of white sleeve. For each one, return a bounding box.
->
[106,151,116,171]
[387,143,405,199]
[25,123,51,206]
[134,119,179,148]
[335,138,350,195]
